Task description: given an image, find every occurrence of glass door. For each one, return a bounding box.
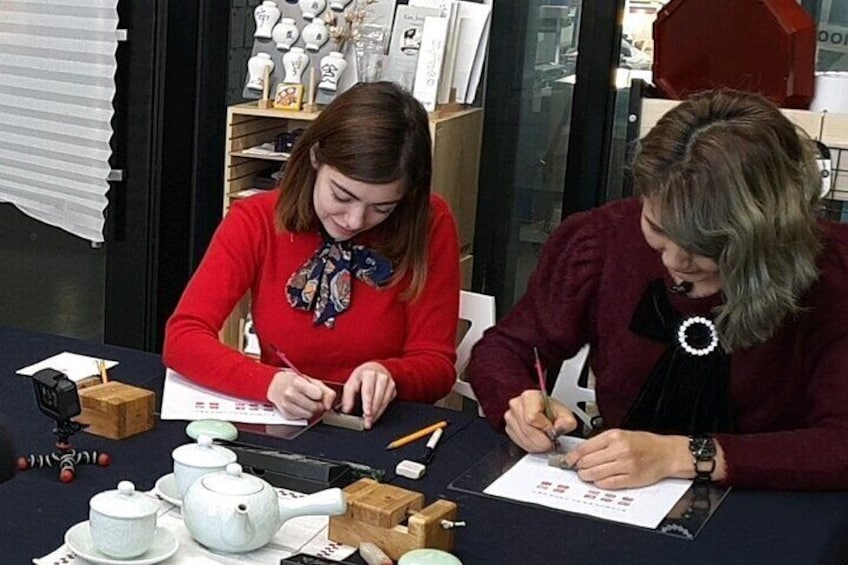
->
[475,1,623,309]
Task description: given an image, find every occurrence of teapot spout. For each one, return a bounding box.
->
[222,503,255,549]
[279,488,347,524]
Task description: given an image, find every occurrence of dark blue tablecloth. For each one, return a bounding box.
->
[2,325,847,564]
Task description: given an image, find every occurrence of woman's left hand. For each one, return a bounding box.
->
[342,362,397,429]
[563,429,690,489]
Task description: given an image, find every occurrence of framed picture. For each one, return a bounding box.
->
[274,83,304,110]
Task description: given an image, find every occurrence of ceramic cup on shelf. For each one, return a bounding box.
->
[318,51,348,92]
[88,481,158,559]
[302,18,330,52]
[246,52,275,90]
[298,0,327,21]
[272,18,300,51]
[283,47,310,84]
[254,0,281,39]
[329,0,354,11]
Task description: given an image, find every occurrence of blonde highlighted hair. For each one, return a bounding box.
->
[632,89,823,351]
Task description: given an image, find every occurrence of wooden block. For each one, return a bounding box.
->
[408,500,458,554]
[76,381,155,440]
[328,479,457,560]
[346,479,424,528]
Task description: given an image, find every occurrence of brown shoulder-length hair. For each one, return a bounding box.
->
[276,81,432,299]
[632,89,823,351]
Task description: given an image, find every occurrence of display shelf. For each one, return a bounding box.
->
[230,143,291,161]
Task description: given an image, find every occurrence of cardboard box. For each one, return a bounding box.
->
[76,381,155,440]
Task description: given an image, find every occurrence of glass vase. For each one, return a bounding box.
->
[353,24,387,84]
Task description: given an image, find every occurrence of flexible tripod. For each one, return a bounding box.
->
[17,418,110,483]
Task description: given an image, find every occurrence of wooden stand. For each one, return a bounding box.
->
[76,381,155,440]
[257,66,273,109]
[328,479,458,560]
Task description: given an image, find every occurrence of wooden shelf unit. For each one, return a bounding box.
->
[221,102,484,350]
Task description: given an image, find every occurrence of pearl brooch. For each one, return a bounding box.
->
[677,316,719,356]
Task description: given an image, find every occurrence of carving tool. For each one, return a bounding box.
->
[534,346,559,453]
[271,345,365,430]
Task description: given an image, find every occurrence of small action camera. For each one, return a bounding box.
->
[32,369,81,422]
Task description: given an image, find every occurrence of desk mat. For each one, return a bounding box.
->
[447,441,730,540]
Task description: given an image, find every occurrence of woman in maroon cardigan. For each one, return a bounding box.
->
[468,89,848,490]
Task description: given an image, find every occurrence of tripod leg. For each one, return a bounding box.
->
[58,451,76,483]
[16,453,56,471]
[73,450,111,468]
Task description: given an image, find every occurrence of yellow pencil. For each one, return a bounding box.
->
[386,420,448,450]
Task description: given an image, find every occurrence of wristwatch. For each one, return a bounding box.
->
[689,435,716,483]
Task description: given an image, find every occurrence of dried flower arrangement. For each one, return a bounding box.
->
[323,0,377,53]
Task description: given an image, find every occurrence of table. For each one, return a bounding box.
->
[2,326,848,564]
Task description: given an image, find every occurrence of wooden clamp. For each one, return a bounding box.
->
[328,478,458,560]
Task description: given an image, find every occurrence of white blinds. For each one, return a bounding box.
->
[0,0,119,243]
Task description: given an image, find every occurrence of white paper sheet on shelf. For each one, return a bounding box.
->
[483,437,692,529]
[161,368,306,426]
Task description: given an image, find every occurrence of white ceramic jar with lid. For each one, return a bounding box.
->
[88,480,158,559]
[171,434,237,497]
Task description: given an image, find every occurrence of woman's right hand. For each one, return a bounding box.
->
[504,389,578,453]
[267,370,337,420]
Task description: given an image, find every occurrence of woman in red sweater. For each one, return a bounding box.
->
[468,89,848,490]
[164,82,460,429]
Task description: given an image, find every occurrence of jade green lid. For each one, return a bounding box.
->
[185,419,238,442]
[398,549,463,565]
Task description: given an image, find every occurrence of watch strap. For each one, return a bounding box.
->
[689,435,716,483]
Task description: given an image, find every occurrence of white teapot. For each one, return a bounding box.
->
[182,463,347,552]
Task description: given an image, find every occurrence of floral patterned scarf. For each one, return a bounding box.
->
[286,233,393,328]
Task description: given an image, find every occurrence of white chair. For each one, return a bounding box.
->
[550,344,596,430]
[448,290,496,416]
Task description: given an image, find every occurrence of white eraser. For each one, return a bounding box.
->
[396,459,427,480]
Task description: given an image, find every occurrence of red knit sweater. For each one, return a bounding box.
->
[468,198,848,490]
[163,191,460,404]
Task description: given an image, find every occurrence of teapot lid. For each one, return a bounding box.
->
[200,463,263,496]
[90,481,157,519]
[172,434,237,468]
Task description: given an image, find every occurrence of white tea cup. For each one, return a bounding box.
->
[89,481,157,558]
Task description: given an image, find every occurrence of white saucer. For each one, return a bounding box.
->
[154,472,182,507]
[65,521,178,565]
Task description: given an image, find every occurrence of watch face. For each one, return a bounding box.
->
[690,436,716,460]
